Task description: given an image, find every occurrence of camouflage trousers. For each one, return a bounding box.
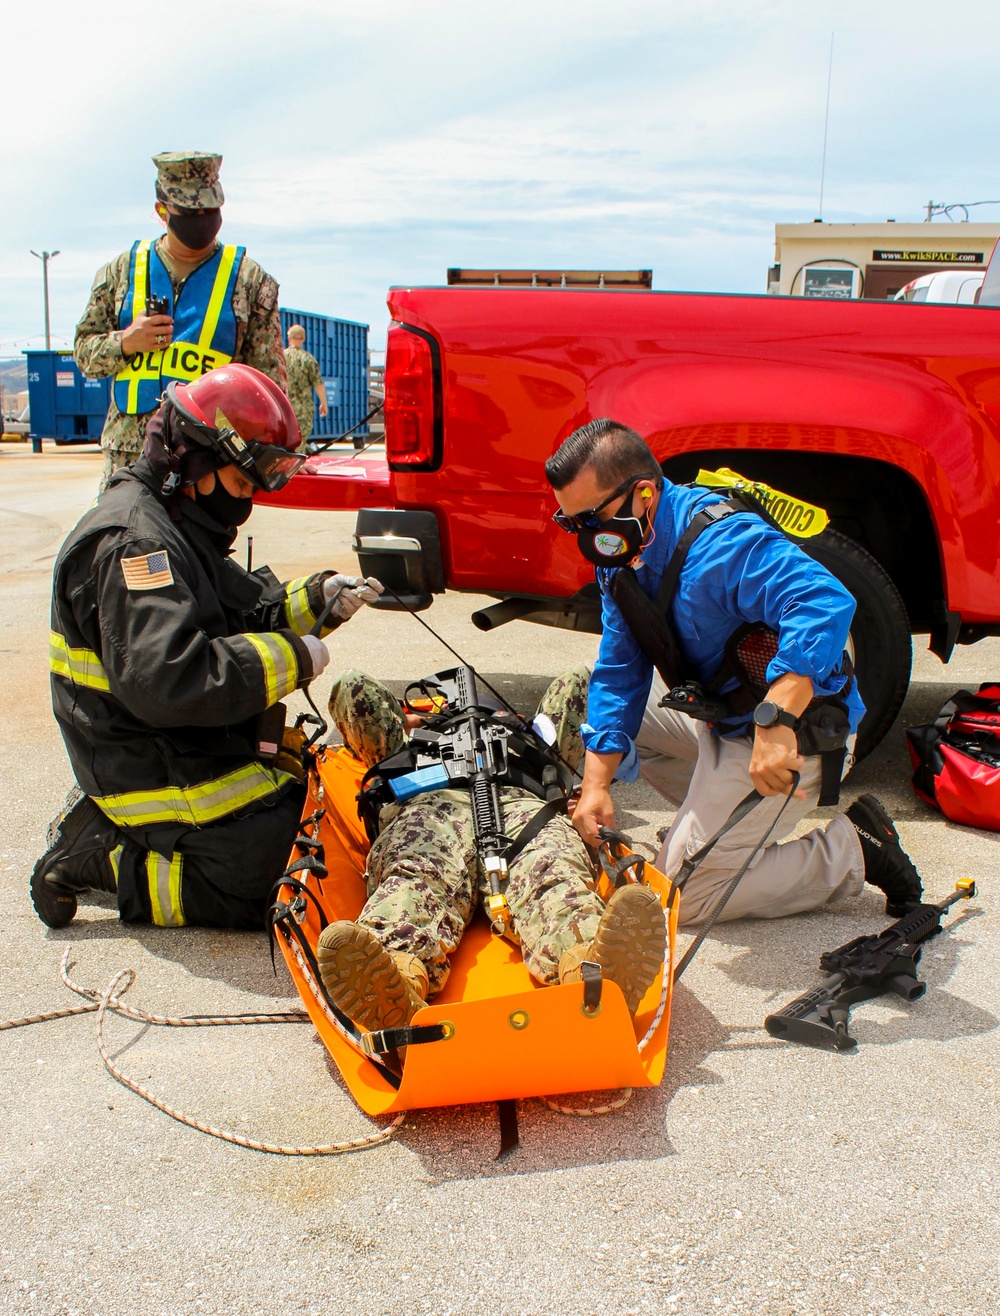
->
[328,667,596,994]
[100,445,141,491]
[292,405,314,452]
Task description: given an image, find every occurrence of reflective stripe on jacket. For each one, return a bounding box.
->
[49,456,334,830]
[113,239,245,415]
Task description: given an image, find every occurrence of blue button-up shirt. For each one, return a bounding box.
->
[582,481,865,771]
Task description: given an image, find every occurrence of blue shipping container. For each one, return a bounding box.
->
[25,350,111,444]
[279,308,369,442]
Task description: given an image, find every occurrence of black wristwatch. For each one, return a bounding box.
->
[753,700,801,732]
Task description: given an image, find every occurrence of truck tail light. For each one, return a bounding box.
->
[384,321,442,470]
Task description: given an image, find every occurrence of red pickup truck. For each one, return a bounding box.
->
[265,257,1000,757]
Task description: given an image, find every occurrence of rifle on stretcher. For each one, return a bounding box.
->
[764,879,977,1052]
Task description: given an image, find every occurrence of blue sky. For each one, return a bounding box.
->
[3,0,999,354]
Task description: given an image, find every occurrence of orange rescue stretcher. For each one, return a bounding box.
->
[271,745,679,1118]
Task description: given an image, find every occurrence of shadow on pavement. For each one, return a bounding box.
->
[44,915,303,1003]
[388,985,732,1182]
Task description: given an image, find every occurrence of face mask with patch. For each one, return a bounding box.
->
[575,507,652,568]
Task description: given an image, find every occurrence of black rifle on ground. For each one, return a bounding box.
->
[764,879,977,1052]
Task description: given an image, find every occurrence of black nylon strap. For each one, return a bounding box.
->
[667,787,763,904]
[503,798,566,868]
[363,1022,452,1053]
[817,746,847,807]
[596,827,647,888]
[655,499,744,612]
[581,960,603,1012]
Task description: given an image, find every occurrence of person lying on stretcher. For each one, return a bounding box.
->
[316,667,664,1047]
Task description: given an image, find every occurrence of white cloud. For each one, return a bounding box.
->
[4,0,1000,349]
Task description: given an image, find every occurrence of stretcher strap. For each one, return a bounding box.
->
[596,826,647,887]
[497,1099,520,1160]
[580,960,603,1013]
[503,797,566,868]
[283,853,329,879]
[362,1022,452,1055]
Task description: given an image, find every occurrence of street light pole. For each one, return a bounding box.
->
[29,249,60,349]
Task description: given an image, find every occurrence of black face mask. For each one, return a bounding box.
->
[195,477,253,528]
[576,508,651,567]
[166,208,223,250]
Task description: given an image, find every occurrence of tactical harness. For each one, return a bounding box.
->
[608,491,853,806]
[357,666,577,938]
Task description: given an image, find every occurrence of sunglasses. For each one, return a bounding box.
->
[552,475,643,533]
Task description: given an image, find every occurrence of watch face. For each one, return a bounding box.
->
[754,700,779,728]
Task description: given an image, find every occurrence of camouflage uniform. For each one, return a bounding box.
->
[74,152,287,488]
[285,345,324,449]
[328,667,597,994]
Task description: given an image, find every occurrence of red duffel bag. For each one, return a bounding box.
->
[907,684,1000,830]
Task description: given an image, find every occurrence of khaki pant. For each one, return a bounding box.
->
[636,673,864,926]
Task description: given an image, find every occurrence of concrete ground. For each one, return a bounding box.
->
[1,444,997,1316]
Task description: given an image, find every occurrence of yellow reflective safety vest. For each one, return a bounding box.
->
[114,239,245,415]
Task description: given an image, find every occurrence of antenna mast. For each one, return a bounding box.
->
[818,32,835,219]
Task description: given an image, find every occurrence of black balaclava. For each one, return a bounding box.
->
[194,477,253,527]
[166,209,223,250]
[144,401,252,527]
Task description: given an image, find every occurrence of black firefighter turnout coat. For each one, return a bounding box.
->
[49,457,333,836]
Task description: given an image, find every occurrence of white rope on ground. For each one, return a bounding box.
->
[0,949,312,1031]
[2,951,405,1158]
[0,1001,98,1029]
[60,950,311,1027]
[95,969,405,1157]
[539,1088,634,1117]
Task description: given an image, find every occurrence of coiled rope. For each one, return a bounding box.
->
[1,950,403,1156]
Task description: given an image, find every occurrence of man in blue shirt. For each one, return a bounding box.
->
[546,418,922,925]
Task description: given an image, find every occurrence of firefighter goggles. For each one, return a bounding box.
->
[212,426,307,493]
[552,476,644,533]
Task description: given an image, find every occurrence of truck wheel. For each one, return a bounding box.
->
[800,528,911,760]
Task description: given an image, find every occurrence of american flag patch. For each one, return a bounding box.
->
[120,550,174,591]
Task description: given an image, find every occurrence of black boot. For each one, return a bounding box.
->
[30,788,120,929]
[845,794,923,917]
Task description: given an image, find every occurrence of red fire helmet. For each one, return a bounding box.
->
[166,363,304,492]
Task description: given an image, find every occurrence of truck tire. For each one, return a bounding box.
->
[800,528,911,760]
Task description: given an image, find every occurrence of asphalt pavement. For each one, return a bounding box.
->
[1,444,997,1316]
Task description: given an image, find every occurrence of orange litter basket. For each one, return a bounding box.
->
[273,747,679,1116]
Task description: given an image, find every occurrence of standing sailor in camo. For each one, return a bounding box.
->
[74,151,287,490]
[284,323,328,453]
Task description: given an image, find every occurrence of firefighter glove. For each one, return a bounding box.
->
[322,574,385,620]
[301,634,331,678]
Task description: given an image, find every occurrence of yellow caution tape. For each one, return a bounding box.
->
[696,467,829,539]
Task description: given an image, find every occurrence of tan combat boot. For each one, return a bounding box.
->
[316,922,429,1033]
[558,884,665,1015]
